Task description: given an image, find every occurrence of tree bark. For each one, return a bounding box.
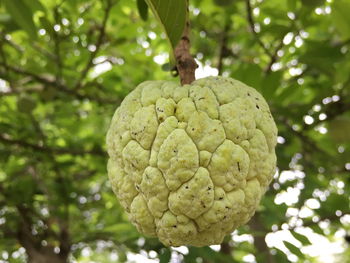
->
[27,249,68,263]
[17,221,69,263]
[249,215,276,263]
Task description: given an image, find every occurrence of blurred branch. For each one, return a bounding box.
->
[217,18,231,75]
[0,32,24,53]
[32,43,57,61]
[220,241,232,255]
[264,40,284,73]
[0,133,105,156]
[245,1,300,73]
[305,99,350,131]
[279,116,329,156]
[0,62,119,104]
[74,0,114,90]
[245,0,272,57]
[53,6,64,82]
[278,210,350,231]
[250,214,276,263]
[73,231,123,244]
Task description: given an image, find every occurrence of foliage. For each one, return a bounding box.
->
[0,0,349,262]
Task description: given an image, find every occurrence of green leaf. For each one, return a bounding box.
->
[273,248,290,263]
[232,63,263,92]
[104,223,139,241]
[39,16,54,36]
[283,241,304,258]
[290,231,312,246]
[310,224,324,235]
[3,0,37,38]
[144,0,187,62]
[137,0,148,21]
[332,0,350,40]
[214,0,235,6]
[159,248,171,263]
[23,0,46,12]
[301,0,325,7]
[262,71,283,98]
[300,40,343,75]
[287,0,297,10]
[0,13,11,23]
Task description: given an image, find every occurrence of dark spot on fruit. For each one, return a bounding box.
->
[192,128,195,131]
[256,104,260,109]
[237,162,241,171]
[219,197,223,200]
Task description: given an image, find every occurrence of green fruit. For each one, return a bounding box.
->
[106,76,277,246]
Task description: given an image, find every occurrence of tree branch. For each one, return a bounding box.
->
[277,210,350,231]
[249,214,276,263]
[220,241,232,255]
[305,99,350,131]
[264,40,284,73]
[74,0,113,90]
[217,19,231,75]
[279,116,329,156]
[174,1,198,85]
[245,0,272,57]
[0,62,120,104]
[53,6,64,82]
[0,133,105,156]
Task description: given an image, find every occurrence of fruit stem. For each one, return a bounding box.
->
[174,1,198,85]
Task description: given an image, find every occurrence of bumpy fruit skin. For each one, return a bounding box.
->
[106,76,277,247]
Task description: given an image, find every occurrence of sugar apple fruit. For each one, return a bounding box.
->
[106,76,277,247]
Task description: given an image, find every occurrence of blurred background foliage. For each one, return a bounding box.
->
[0,0,349,262]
